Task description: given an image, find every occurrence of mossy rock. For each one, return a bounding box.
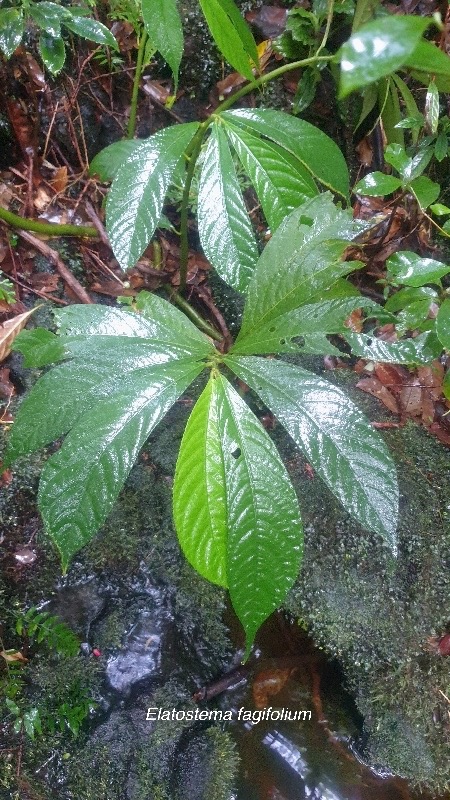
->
[281,367,450,791]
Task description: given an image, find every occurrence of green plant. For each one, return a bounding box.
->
[5,1,450,655]
[1,606,92,739]
[0,0,118,74]
[0,273,15,304]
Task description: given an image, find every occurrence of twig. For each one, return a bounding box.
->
[17,230,93,304]
[84,200,110,248]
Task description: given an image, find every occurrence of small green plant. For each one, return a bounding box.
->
[0,0,118,74]
[5,1,450,655]
[1,606,92,739]
[0,273,16,304]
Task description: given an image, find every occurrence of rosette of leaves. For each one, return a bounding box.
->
[0,1,118,74]
[6,194,405,656]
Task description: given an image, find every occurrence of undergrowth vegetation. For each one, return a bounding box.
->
[2,0,450,655]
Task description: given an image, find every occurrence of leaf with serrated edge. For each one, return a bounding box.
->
[39,360,204,570]
[174,378,228,587]
[225,355,398,551]
[222,109,349,198]
[223,122,318,231]
[199,0,258,81]
[0,8,24,58]
[215,373,302,657]
[6,299,213,464]
[107,123,198,269]
[141,0,183,90]
[232,297,377,355]
[198,122,259,292]
[0,308,39,363]
[345,331,440,364]
[237,195,366,340]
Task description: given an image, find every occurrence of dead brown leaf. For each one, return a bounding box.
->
[0,307,38,362]
[356,377,400,414]
[0,649,28,663]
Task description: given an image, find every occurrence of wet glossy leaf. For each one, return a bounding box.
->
[232,296,377,355]
[199,0,258,81]
[29,3,64,37]
[89,140,141,182]
[409,176,440,210]
[198,122,259,292]
[181,373,302,656]
[106,123,199,269]
[142,0,183,89]
[222,121,318,231]
[0,8,24,58]
[226,355,398,550]
[436,299,450,349]
[425,81,439,135]
[339,16,430,97]
[174,378,228,587]
[38,32,65,74]
[237,195,366,340]
[6,296,213,468]
[38,356,203,570]
[354,172,403,196]
[345,330,440,363]
[386,251,450,287]
[63,14,118,49]
[222,109,349,198]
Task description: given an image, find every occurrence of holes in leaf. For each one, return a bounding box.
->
[299,215,313,227]
[231,447,241,459]
[292,336,305,348]
[268,326,276,332]
[279,338,286,345]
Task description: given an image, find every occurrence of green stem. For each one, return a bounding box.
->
[127,28,148,140]
[167,287,223,340]
[178,123,209,292]
[316,0,335,56]
[0,205,97,237]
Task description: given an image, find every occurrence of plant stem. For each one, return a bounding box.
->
[167,287,222,340]
[316,0,335,55]
[0,206,97,237]
[178,123,209,292]
[212,54,331,116]
[127,28,148,140]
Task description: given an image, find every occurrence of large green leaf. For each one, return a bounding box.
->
[231,296,378,355]
[106,123,199,269]
[39,359,203,570]
[222,121,318,231]
[221,109,349,198]
[345,330,440,363]
[173,378,228,587]
[6,296,213,463]
[0,8,24,58]
[29,3,63,38]
[198,0,258,81]
[141,0,183,90]
[177,373,302,656]
[198,122,259,292]
[354,172,403,197]
[226,356,398,550]
[237,195,366,340]
[338,15,430,97]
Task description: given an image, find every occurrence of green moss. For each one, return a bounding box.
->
[281,367,450,790]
